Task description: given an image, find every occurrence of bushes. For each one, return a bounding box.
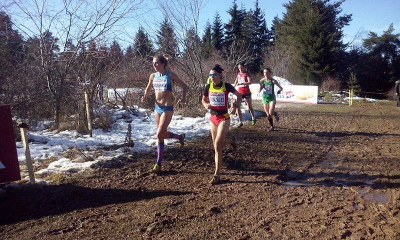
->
[321,76,341,92]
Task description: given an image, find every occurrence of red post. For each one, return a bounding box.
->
[0,105,21,183]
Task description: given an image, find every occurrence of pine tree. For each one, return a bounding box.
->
[156,18,179,57]
[0,11,24,86]
[109,40,124,67]
[363,24,400,87]
[277,0,351,85]
[0,11,28,108]
[201,21,213,58]
[246,0,269,73]
[124,45,135,63]
[184,28,202,55]
[347,72,360,95]
[224,0,246,49]
[269,16,281,46]
[348,24,400,94]
[133,27,154,59]
[211,13,224,51]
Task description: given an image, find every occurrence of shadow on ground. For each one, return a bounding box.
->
[0,184,192,225]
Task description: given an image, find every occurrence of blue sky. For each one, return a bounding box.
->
[3,0,399,47]
[200,0,400,45]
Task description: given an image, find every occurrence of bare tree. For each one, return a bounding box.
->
[154,0,208,105]
[222,39,255,72]
[4,0,145,128]
[264,46,292,81]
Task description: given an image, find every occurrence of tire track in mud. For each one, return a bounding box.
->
[2,104,400,239]
[278,108,375,187]
[273,108,400,239]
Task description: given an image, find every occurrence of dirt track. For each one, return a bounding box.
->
[1,102,400,239]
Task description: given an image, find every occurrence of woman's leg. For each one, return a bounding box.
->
[263,104,270,118]
[263,103,273,129]
[213,119,230,177]
[268,101,276,130]
[154,112,173,167]
[210,121,217,148]
[237,104,243,126]
[246,98,256,124]
[269,101,276,118]
[270,100,279,121]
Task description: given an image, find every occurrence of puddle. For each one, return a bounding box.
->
[364,180,375,186]
[318,161,338,169]
[356,188,390,205]
[282,180,316,187]
[353,203,363,210]
[332,180,351,187]
[361,192,390,205]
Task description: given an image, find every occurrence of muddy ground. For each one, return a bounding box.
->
[1,102,400,239]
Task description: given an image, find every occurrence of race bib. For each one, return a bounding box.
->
[263,85,273,95]
[153,78,167,91]
[209,92,226,107]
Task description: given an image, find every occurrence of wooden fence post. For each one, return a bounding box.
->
[19,123,35,184]
[85,91,93,137]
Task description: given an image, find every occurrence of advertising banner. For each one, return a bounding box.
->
[249,84,318,104]
[0,105,21,183]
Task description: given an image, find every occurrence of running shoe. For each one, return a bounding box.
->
[252,119,257,125]
[274,112,279,122]
[238,122,243,128]
[150,164,161,173]
[268,126,275,132]
[179,133,185,147]
[210,175,221,185]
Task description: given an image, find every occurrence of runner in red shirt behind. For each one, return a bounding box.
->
[233,63,256,127]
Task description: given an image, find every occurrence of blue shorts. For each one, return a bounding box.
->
[154,104,174,115]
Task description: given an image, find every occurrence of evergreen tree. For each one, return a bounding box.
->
[182,27,204,84]
[269,16,282,46]
[0,11,24,90]
[277,0,351,85]
[184,28,202,55]
[224,0,246,49]
[347,72,361,95]
[211,13,224,51]
[133,27,154,59]
[363,24,400,86]
[156,18,178,57]
[0,11,31,110]
[246,0,269,73]
[349,24,400,94]
[109,40,124,67]
[125,45,135,63]
[201,21,213,58]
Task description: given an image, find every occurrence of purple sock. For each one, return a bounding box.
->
[168,131,182,140]
[156,141,164,165]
